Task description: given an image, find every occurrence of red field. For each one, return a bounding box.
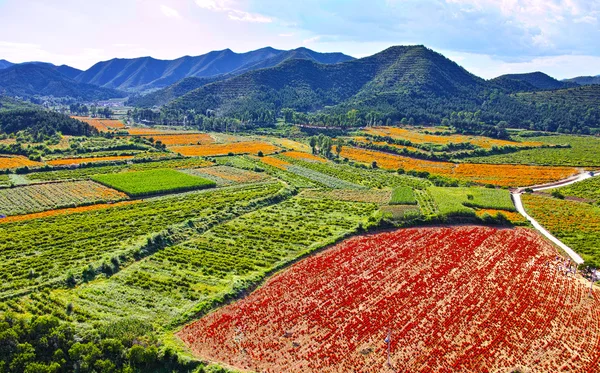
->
[178,226,600,373]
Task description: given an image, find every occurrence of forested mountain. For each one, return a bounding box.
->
[0,63,124,100]
[160,45,599,135]
[491,72,577,91]
[76,47,355,92]
[564,75,600,86]
[168,45,487,116]
[0,59,13,69]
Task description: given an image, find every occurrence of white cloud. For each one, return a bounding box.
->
[302,36,321,45]
[279,33,295,37]
[228,10,271,23]
[160,5,181,19]
[194,0,272,23]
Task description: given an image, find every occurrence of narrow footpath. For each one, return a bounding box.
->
[511,171,599,265]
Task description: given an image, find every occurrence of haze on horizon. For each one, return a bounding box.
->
[0,0,599,79]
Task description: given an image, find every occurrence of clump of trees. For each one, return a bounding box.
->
[309,134,344,158]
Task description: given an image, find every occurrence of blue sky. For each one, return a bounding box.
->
[0,0,599,78]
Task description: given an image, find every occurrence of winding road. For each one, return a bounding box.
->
[511,171,599,265]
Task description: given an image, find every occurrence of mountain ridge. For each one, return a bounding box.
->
[76,47,355,92]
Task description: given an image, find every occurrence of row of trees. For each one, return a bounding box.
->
[309,134,344,158]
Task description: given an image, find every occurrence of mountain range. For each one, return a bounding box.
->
[0,63,123,100]
[564,75,600,86]
[0,46,598,111]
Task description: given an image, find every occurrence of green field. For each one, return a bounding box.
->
[554,176,600,202]
[464,135,600,166]
[92,169,216,197]
[26,157,213,182]
[14,197,378,329]
[428,187,515,217]
[0,182,285,299]
[390,186,417,205]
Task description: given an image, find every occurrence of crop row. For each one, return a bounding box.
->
[0,182,285,298]
[0,180,127,216]
[179,226,600,373]
[20,197,378,329]
[278,154,430,189]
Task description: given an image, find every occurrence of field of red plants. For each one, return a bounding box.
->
[179,226,600,373]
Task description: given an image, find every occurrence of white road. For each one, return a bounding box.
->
[511,171,600,265]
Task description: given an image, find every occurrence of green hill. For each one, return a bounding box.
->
[168,45,487,116]
[491,72,577,91]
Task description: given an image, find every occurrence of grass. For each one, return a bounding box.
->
[92,169,216,197]
[523,194,600,267]
[464,135,600,167]
[390,186,417,205]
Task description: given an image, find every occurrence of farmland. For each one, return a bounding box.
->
[13,197,378,331]
[362,126,543,149]
[1,119,600,373]
[179,226,600,373]
[554,176,600,202]
[72,116,126,132]
[0,155,43,170]
[0,180,127,215]
[465,135,600,167]
[170,141,280,157]
[339,146,578,187]
[523,193,600,267]
[0,182,285,298]
[92,169,216,197]
[47,155,135,166]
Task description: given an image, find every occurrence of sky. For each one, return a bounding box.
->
[0,0,599,79]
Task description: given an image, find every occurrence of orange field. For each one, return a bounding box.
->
[281,151,326,163]
[170,141,280,157]
[149,133,214,146]
[72,116,126,132]
[352,136,424,153]
[0,156,43,170]
[47,155,135,166]
[0,200,140,224]
[363,126,543,149]
[259,156,291,170]
[475,209,528,224]
[199,166,269,183]
[261,137,312,152]
[126,127,201,136]
[178,226,600,373]
[340,147,578,187]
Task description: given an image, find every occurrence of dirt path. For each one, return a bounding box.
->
[512,171,600,265]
